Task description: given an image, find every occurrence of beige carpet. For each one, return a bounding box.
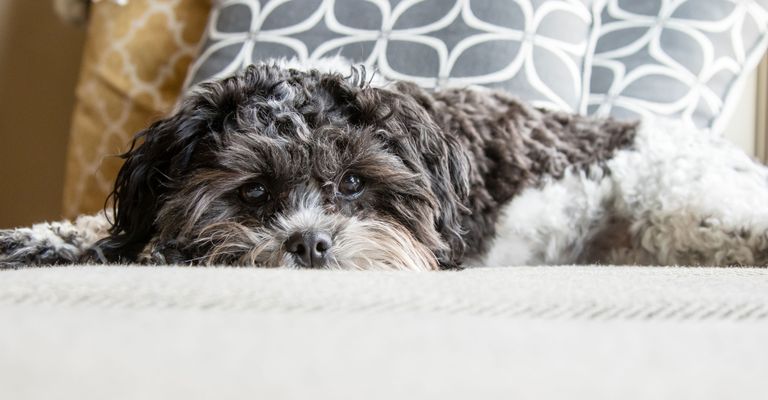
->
[1,266,767,399]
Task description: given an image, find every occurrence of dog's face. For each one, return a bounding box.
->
[96,65,469,270]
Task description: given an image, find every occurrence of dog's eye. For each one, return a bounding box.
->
[239,182,270,205]
[339,174,364,197]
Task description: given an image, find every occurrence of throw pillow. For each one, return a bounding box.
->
[184,0,597,112]
[62,0,210,217]
[587,0,768,133]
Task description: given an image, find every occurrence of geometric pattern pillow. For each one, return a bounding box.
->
[184,0,597,112]
[587,0,768,134]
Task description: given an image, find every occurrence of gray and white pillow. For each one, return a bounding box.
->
[184,0,596,112]
[184,0,768,134]
[588,0,768,133]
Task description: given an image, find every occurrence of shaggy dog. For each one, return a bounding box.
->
[2,60,768,270]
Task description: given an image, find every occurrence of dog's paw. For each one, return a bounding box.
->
[138,239,189,265]
[0,226,81,268]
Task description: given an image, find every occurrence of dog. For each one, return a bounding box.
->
[2,59,768,270]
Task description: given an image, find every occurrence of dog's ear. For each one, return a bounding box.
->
[356,82,471,267]
[94,66,272,262]
[93,102,212,261]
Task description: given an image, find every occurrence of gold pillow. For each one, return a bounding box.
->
[62,0,210,218]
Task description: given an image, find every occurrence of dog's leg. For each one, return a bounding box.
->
[625,210,768,266]
[486,117,768,267]
[606,119,768,266]
[616,162,768,266]
[0,213,110,268]
[481,167,616,266]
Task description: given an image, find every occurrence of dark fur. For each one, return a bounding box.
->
[417,85,637,258]
[3,64,637,269]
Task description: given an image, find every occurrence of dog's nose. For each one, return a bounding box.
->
[285,231,332,268]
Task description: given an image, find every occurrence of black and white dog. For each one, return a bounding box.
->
[2,59,768,270]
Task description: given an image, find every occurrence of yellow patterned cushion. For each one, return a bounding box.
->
[62,0,210,218]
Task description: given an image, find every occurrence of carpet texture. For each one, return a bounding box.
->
[1,266,767,399]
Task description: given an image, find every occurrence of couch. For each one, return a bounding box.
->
[3,1,768,398]
[2,266,768,399]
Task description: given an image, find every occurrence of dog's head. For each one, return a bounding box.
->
[96,64,469,270]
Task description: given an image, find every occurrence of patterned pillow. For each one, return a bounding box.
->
[185,0,597,112]
[63,0,210,217]
[184,0,768,134]
[588,0,768,133]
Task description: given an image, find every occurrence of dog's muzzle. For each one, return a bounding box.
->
[285,230,332,268]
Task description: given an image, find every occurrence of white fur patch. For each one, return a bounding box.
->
[483,117,768,267]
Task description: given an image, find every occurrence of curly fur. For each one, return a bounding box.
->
[0,214,109,267]
[91,61,468,269]
[482,118,768,267]
[2,58,768,269]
